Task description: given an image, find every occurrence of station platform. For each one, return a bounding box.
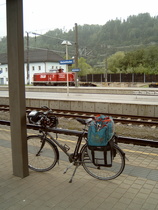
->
[1,85,158,95]
[0,126,158,210]
[0,88,158,117]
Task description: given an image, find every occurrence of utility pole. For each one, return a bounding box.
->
[75,23,78,68]
[75,23,79,87]
[105,56,108,83]
[26,32,30,85]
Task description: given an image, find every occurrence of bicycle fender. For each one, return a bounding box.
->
[114,143,125,156]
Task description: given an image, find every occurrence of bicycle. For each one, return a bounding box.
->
[27,106,126,183]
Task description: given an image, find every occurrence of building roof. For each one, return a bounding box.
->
[0,49,64,64]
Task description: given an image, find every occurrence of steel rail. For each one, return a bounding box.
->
[0,105,158,126]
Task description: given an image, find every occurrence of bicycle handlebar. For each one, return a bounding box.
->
[27,107,58,128]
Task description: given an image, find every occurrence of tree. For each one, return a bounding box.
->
[107,52,125,73]
[71,57,93,76]
[143,46,158,74]
[0,37,7,53]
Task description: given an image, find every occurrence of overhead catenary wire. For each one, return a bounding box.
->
[27,31,75,44]
[24,46,65,54]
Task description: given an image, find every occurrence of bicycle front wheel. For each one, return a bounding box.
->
[27,135,58,172]
[81,144,125,180]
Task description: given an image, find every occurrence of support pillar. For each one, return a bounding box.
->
[6,0,29,178]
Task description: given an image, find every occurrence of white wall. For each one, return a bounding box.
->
[0,64,8,85]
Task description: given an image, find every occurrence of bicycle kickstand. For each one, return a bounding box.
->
[69,164,79,183]
[63,163,73,174]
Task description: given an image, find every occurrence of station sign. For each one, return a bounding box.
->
[71,68,80,72]
[59,59,74,65]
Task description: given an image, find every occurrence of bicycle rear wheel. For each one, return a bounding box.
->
[81,144,125,180]
[27,135,58,172]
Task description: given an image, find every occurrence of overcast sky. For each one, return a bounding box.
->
[0,0,157,37]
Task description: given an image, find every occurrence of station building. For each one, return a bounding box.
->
[0,49,65,85]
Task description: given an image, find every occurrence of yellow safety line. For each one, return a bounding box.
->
[123,149,158,157]
[0,128,157,156]
[0,128,10,132]
[0,128,84,144]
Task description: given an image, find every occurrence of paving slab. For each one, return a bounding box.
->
[0,126,158,210]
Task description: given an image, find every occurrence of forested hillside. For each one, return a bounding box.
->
[0,13,158,75]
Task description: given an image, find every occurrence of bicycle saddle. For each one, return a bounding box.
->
[76,118,93,125]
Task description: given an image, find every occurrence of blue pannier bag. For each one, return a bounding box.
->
[87,114,115,167]
[88,114,114,147]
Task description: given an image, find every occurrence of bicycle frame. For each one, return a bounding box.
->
[27,127,126,183]
[39,128,87,163]
[27,107,126,183]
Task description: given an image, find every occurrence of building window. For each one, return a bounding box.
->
[38,66,41,70]
[32,66,35,71]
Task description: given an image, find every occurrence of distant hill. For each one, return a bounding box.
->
[0,13,158,66]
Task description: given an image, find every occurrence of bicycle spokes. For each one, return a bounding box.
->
[36,138,46,156]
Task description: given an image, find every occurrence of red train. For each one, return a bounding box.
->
[32,69,75,86]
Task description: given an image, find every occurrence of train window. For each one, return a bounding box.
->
[5,68,8,72]
[32,66,35,71]
[38,66,41,70]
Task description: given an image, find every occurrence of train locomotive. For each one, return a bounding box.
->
[32,68,75,86]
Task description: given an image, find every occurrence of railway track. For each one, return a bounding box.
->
[0,104,158,127]
[0,104,158,148]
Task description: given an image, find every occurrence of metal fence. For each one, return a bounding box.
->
[79,73,158,83]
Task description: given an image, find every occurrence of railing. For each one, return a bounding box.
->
[0,120,158,148]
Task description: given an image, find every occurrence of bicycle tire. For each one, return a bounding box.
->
[27,135,59,172]
[81,144,125,180]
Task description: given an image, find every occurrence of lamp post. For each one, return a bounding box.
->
[0,63,2,75]
[61,40,72,96]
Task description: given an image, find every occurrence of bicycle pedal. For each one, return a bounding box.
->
[63,163,73,174]
[63,170,67,174]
